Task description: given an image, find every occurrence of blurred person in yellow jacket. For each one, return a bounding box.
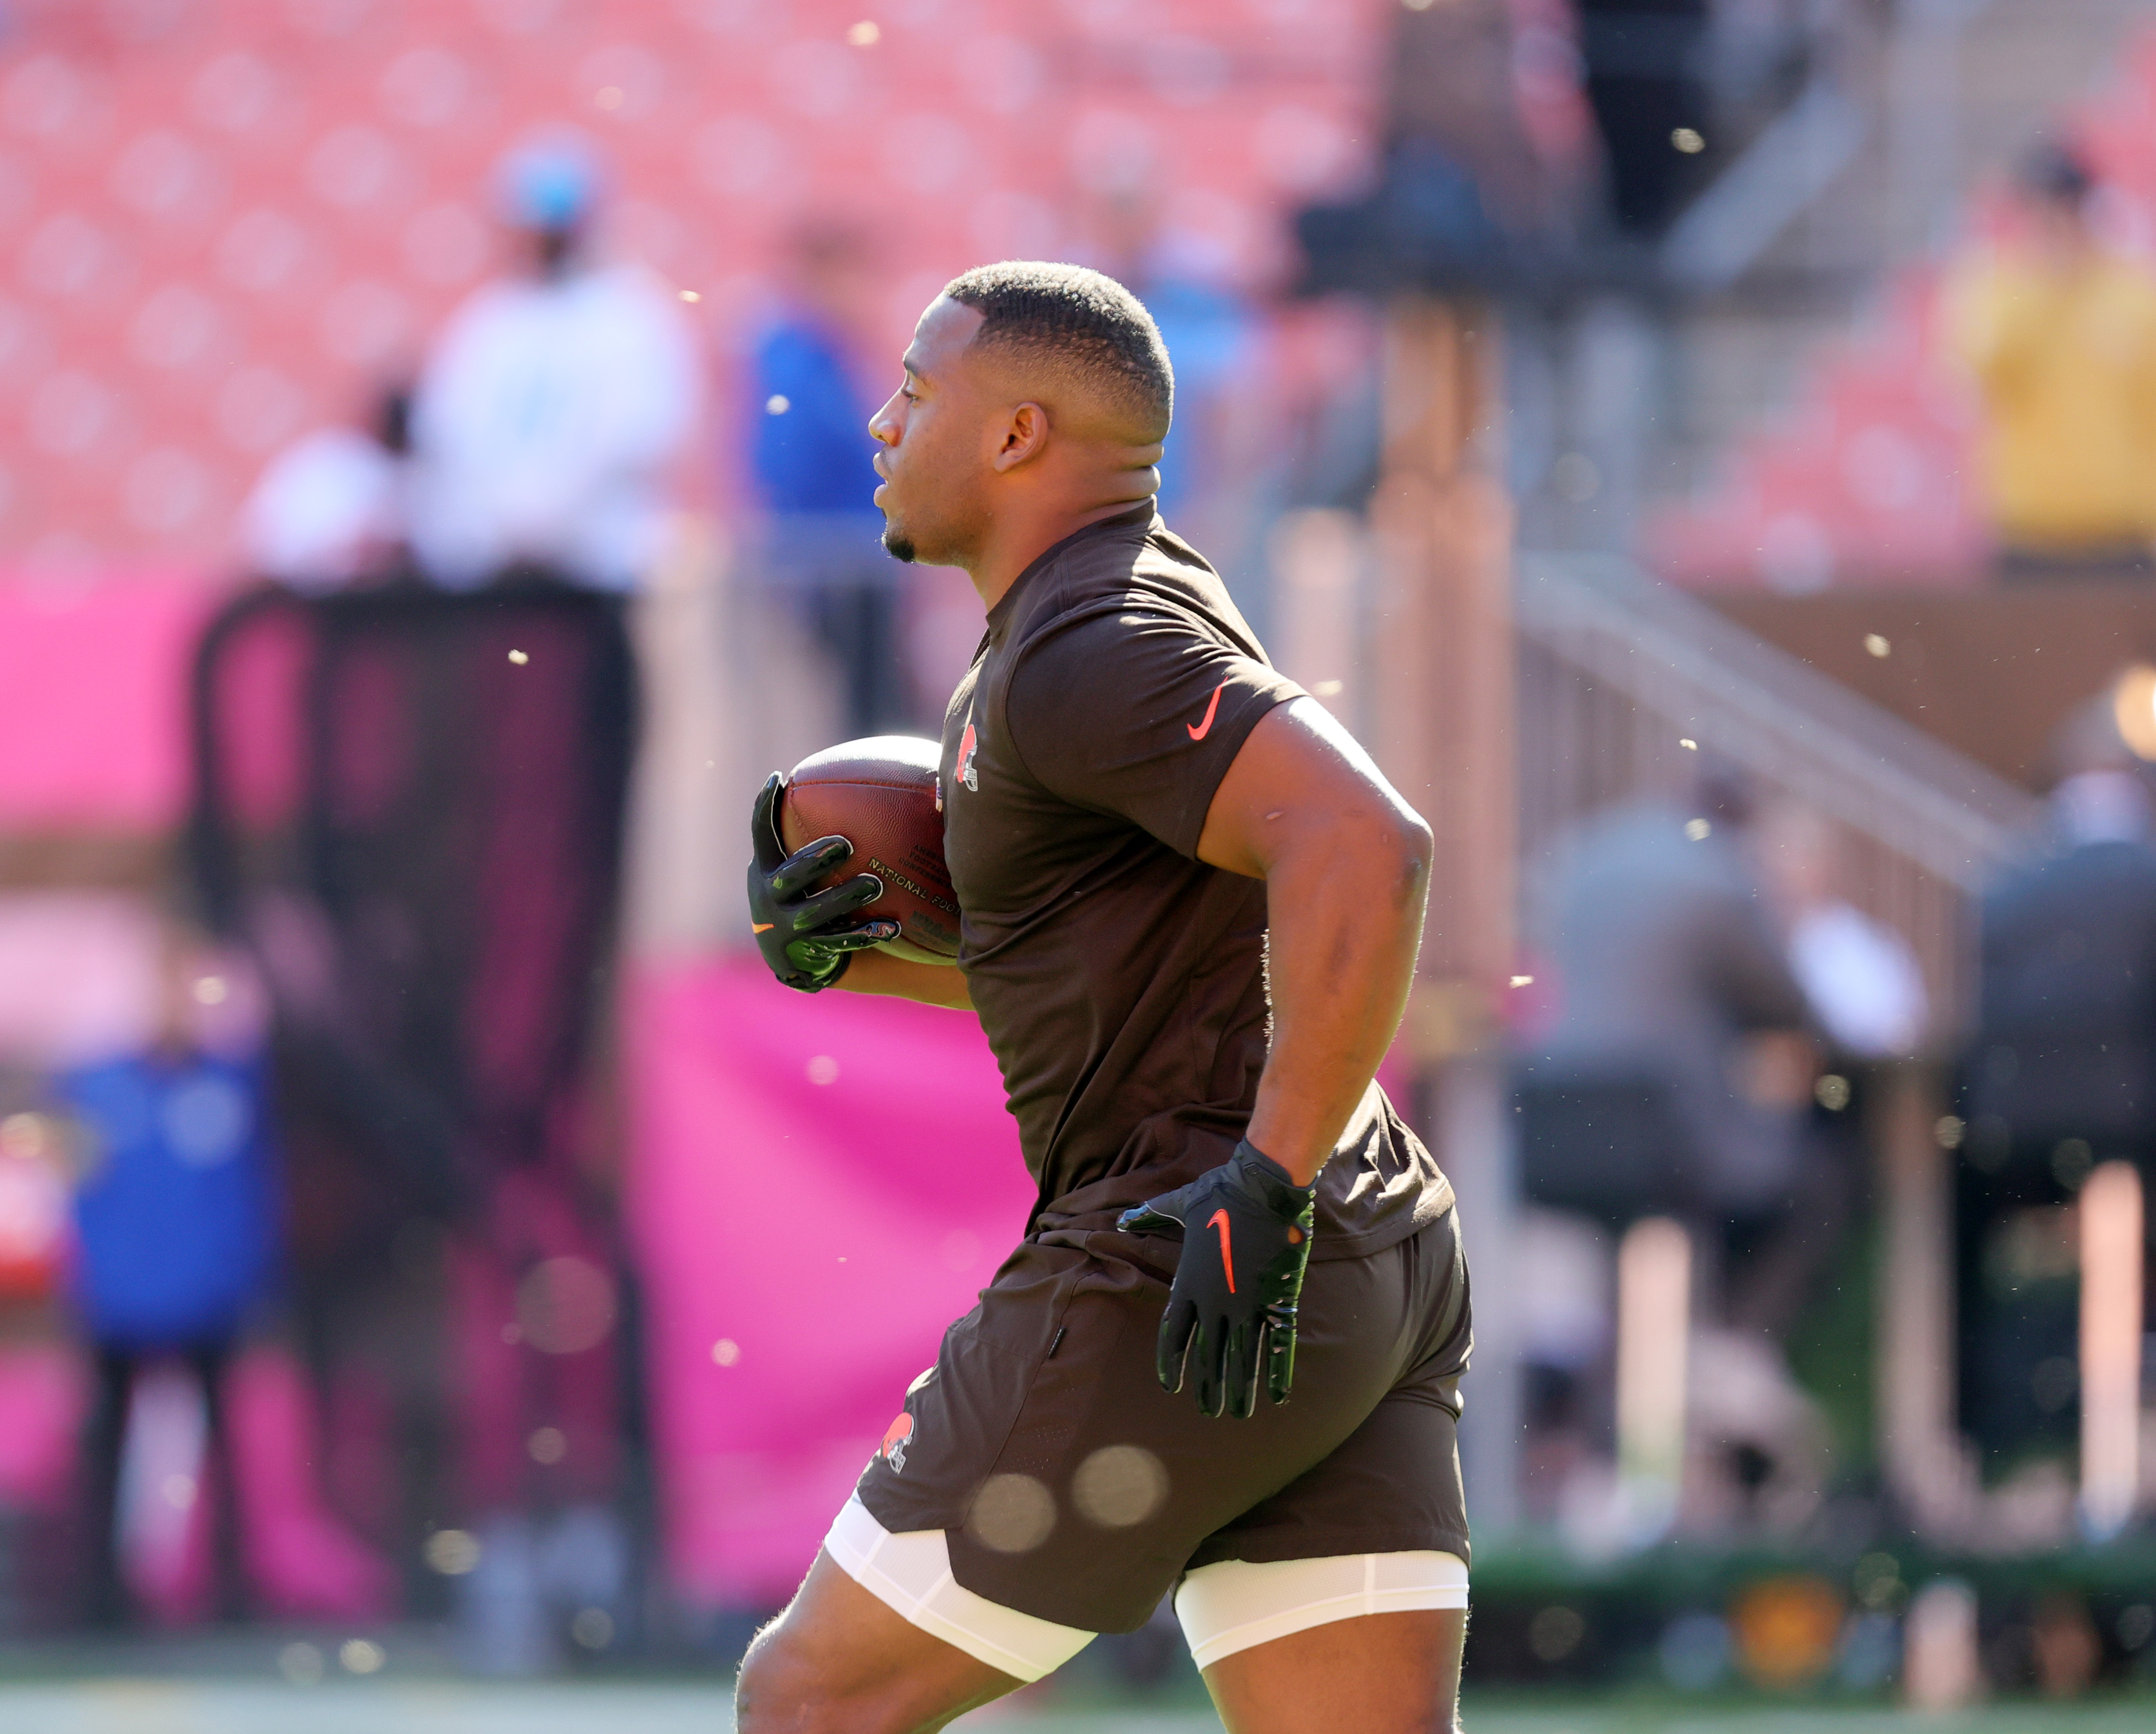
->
[1947,143,2156,575]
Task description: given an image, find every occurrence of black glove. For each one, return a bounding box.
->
[748,772,899,993]
[1119,1140,1317,1419]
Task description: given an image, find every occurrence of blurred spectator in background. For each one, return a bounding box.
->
[1516,772,1822,1538]
[1966,697,2156,1161]
[1574,0,1714,240]
[1518,773,1816,1228]
[409,131,700,594]
[746,223,909,734]
[1946,142,2156,577]
[59,916,279,1626]
[1758,802,1929,1061]
[1386,0,1595,245]
[1299,0,1593,297]
[238,385,414,592]
[1098,194,1258,545]
[1723,801,1930,1457]
[1958,697,2156,1463]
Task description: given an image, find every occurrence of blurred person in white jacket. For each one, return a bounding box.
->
[409,132,700,593]
[240,386,413,591]
[1758,802,1929,1060]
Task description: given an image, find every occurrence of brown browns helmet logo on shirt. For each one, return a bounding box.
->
[881,1411,914,1472]
[955,716,980,793]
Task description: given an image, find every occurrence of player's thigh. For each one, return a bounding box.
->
[734,1547,1023,1734]
[1202,1607,1466,1734]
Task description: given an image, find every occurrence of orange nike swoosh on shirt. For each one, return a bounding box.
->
[1208,1207,1236,1294]
[1187,682,1227,741]
[752,922,775,933]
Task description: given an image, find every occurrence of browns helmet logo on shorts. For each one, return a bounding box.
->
[880,1411,914,1473]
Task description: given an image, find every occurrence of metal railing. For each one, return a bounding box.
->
[1662,75,1872,293]
[1514,554,2042,1032]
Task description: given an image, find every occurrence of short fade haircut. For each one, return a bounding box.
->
[942,261,1174,436]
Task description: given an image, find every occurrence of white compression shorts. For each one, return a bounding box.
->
[823,1495,1094,1681]
[822,1495,1468,1681]
[1173,1547,1470,1669]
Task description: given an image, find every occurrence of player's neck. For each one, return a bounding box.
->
[966,496,1155,614]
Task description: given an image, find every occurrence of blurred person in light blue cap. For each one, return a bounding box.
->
[499,128,603,240]
[408,128,701,592]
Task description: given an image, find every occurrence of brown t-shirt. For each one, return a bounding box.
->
[939,506,1451,1261]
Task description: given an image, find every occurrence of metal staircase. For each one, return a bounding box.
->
[1513,554,2043,1023]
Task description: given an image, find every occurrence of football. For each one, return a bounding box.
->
[779,735,961,965]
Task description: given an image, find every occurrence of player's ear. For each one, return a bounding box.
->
[991,401,1048,472]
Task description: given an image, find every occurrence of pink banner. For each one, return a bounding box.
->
[627,957,1035,1608]
[0,576,227,830]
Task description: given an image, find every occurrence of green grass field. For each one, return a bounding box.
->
[0,1682,2151,1732]
[1,1626,2147,1733]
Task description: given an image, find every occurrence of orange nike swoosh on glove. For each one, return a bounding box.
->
[1208,1207,1235,1294]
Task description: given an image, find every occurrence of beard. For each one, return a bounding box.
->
[881,523,917,564]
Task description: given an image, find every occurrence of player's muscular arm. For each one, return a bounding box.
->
[1196,698,1431,1189]
[832,949,974,1009]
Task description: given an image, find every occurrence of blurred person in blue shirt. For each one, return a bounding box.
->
[747,223,914,734]
[59,918,279,1625]
[1127,245,1255,528]
[1096,194,1266,609]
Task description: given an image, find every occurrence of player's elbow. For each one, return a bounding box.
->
[1392,808,1434,905]
[1397,805,1434,868]
[1259,772,1431,910]
[1333,803,1431,911]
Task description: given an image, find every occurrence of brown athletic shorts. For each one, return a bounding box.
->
[855,1205,1472,1634]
